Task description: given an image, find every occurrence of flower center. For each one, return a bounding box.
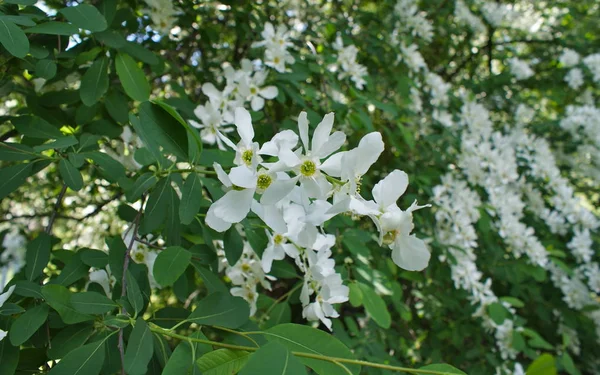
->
[241,263,251,272]
[273,56,281,64]
[382,230,398,245]
[134,252,145,263]
[257,173,272,190]
[300,160,317,177]
[242,149,254,166]
[250,87,258,95]
[273,234,285,245]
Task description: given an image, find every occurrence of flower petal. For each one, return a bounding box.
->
[212,188,254,223]
[260,86,278,99]
[260,177,297,205]
[314,131,345,159]
[372,170,409,209]
[311,112,335,155]
[298,111,309,152]
[251,96,264,111]
[205,205,233,232]
[234,107,254,146]
[228,166,258,189]
[391,235,430,271]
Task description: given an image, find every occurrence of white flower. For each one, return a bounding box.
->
[87,268,115,297]
[583,53,600,83]
[508,58,534,81]
[559,49,580,67]
[238,71,279,111]
[565,68,584,90]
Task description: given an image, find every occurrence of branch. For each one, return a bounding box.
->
[46,184,68,234]
[0,129,17,142]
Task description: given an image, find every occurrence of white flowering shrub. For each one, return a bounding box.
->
[0,0,599,374]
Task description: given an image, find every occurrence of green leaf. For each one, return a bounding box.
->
[153,246,192,287]
[357,282,391,329]
[80,57,109,106]
[126,271,144,315]
[263,302,292,329]
[79,248,109,268]
[0,19,29,58]
[54,254,89,286]
[135,101,189,160]
[25,232,51,281]
[13,280,42,298]
[104,91,129,123]
[162,332,211,374]
[186,292,250,328]
[348,282,363,307]
[527,354,557,375]
[197,349,251,375]
[224,227,244,265]
[488,302,509,325]
[33,136,79,152]
[71,292,118,314]
[0,143,36,161]
[0,15,35,27]
[48,323,94,359]
[86,151,126,181]
[191,262,228,294]
[48,339,106,375]
[419,364,466,374]
[165,182,181,246]
[0,303,25,315]
[152,100,203,157]
[11,115,63,139]
[94,30,126,48]
[9,304,48,346]
[265,324,360,375]
[106,235,127,281]
[240,341,307,375]
[0,162,32,200]
[0,337,19,374]
[25,22,79,35]
[560,353,581,375]
[125,172,157,202]
[60,4,107,32]
[124,319,154,375]
[59,158,84,191]
[179,173,203,225]
[142,177,170,232]
[42,284,94,324]
[115,53,150,102]
[35,59,57,79]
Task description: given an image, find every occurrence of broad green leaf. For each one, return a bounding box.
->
[60,4,107,32]
[42,284,94,324]
[106,235,127,281]
[179,173,203,225]
[0,15,36,27]
[11,115,63,139]
[48,323,94,359]
[115,53,150,102]
[197,349,251,375]
[0,162,33,200]
[118,41,159,65]
[59,158,84,191]
[263,302,291,329]
[86,151,126,181]
[348,282,363,307]
[186,292,250,328]
[48,339,106,375]
[35,59,57,79]
[80,57,109,106]
[240,341,307,375]
[33,136,79,152]
[153,333,172,368]
[265,324,360,375]
[527,354,557,375]
[190,262,228,294]
[488,302,509,325]
[94,30,126,48]
[153,246,192,287]
[560,353,581,375]
[419,364,466,374]
[26,22,79,35]
[0,143,36,161]
[124,319,154,375]
[9,304,48,346]
[152,100,203,157]
[165,182,181,246]
[224,227,244,265]
[79,248,109,268]
[141,177,170,232]
[104,90,129,123]
[0,337,19,374]
[0,303,25,315]
[135,101,190,161]
[0,19,29,58]
[162,332,211,374]
[71,292,118,314]
[125,172,157,202]
[25,232,51,281]
[54,254,89,286]
[357,282,391,329]
[126,271,144,315]
[13,280,42,298]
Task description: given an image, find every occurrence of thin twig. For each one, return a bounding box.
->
[46,184,68,234]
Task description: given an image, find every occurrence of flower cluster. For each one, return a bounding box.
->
[143,0,181,35]
[507,58,534,81]
[190,60,278,149]
[204,107,430,328]
[1,229,26,290]
[331,36,368,90]
[252,22,296,73]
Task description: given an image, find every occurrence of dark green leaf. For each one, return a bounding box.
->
[419,364,466,374]
[104,91,129,123]
[153,246,192,287]
[80,57,109,106]
[35,59,57,79]
[357,283,390,329]
[141,177,170,232]
[25,22,79,35]
[106,235,127,281]
[119,41,159,65]
[0,15,36,27]
[25,232,51,281]
[115,53,150,101]
[191,262,228,293]
[48,339,106,375]
[9,304,49,346]
[80,249,109,268]
[11,115,63,139]
[48,323,94,359]
[59,158,84,191]
[42,284,94,324]
[224,227,244,265]
[179,173,203,225]
[265,324,360,375]
[186,292,250,328]
[0,337,19,374]
[124,319,154,375]
[60,4,107,32]
[54,254,89,286]
[13,280,42,298]
[94,30,126,48]
[262,302,291,329]
[0,162,33,200]
[71,292,118,314]
[126,271,144,315]
[0,143,36,161]
[86,151,126,181]
[240,341,307,375]
[0,303,25,315]
[0,19,29,58]
[33,136,79,152]
[125,172,157,202]
[165,183,181,246]
[135,101,189,160]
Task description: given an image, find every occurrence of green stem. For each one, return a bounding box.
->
[148,323,456,375]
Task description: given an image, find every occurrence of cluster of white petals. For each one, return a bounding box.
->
[331,36,368,90]
[252,22,296,73]
[143,0,181,35]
